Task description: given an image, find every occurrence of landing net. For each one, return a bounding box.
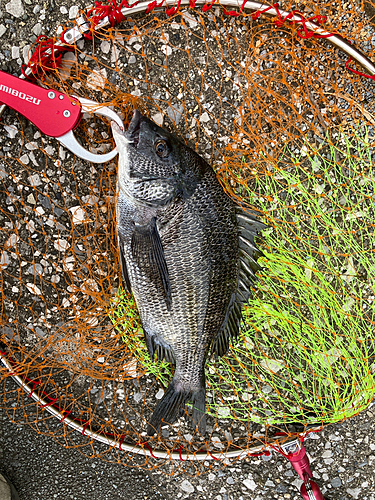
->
[1,0,375,472]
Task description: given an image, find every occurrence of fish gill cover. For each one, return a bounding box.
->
[0,0,375,473]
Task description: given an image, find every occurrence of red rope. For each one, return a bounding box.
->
[346,57,375,80]
[145,0,164,14]
[27,380,41,398]
[250,2,335,39]
[172,445,185,461]
[27,35,73,76]
[60,410,72,422]
[41,396,58,408]
[85,0,131,38]
[166,0,183,16]
[139,441,158,459]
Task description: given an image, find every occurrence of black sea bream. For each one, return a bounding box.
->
[112,111,265,435]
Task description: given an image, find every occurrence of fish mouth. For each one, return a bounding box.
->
[126,109,142,147]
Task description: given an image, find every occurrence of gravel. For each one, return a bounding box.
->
[1,0,375,499]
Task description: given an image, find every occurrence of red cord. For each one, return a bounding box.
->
[346,57,375,79]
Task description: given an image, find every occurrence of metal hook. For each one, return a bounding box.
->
[57,96,124,163]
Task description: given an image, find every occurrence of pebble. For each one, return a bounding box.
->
[5,0,24,18]
[60,6,68,14]
[27,263,43,276]
[0,251,10,269]
[180,480,194,494]
[133,393,142,403]
[243,479,257,491]
[25,283,41,295]
[69,206,88,225]
[54,239,69,252]
[33,22,42,36]
[200,111,210,123]
[68,5,79,19]
[0,24,6,37]
[22,44,31,63]
[19,153,29,165]
[87,68,107,91]
[3,125,18,138]
[100,40,111,54]
[346,487,361,499]
[155,389,164,399]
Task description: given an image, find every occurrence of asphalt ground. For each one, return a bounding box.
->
[1,0,375,499]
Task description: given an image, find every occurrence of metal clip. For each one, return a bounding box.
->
[57,96,124,163]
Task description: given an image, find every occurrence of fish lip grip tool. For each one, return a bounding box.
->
[0,70,124,163]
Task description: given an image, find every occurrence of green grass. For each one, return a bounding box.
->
[109,125,375,427]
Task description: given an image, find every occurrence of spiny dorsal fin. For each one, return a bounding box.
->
[211,208,267,358]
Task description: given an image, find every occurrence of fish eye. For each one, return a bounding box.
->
[155,139,170,158]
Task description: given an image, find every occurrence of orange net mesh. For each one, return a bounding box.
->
[1,0,375,472]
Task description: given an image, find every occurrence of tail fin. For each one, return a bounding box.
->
[147,378,206,436]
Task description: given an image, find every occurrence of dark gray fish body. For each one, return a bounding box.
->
[112,111,265,435]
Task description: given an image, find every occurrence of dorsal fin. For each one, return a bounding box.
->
[211,207,267,358]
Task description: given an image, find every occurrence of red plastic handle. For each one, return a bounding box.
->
[0,71,81,137]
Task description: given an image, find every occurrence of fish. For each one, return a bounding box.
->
[111,110,266,436]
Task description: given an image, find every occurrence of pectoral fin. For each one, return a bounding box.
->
[131,218,172,310]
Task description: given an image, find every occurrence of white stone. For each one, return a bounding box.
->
[182,10,198,28]
[5,233,19,249]
[180,480,194,494]
[100,40,111,54]
[26,142,38,151]
[322,450,332,459]
[133,393,142,403]
[69,206,89,225]
[59,52,77,81]
[155,389,164,399]
[44,145,55,156]
[60,6,68,14]
[151,113,163,126]
[54,239,69,252]
[69,5,79,19]
[122,358,138,378]
[28,173,41,186]
[161,44,172,56]
[87,68,107,91]
[243,479,257,491]
[3,125,18,139]
[23,44,31,64]
[0,25,7,38]
[19,154,29,165]
[5,0,24,18]
[346,488,361,499]
[0,252,10,269]
[26,283,41,295]
[200,112,210,123]
[33,23,42,36]
[11,46,19,59]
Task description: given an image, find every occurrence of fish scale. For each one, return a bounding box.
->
[112,111,265,435]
